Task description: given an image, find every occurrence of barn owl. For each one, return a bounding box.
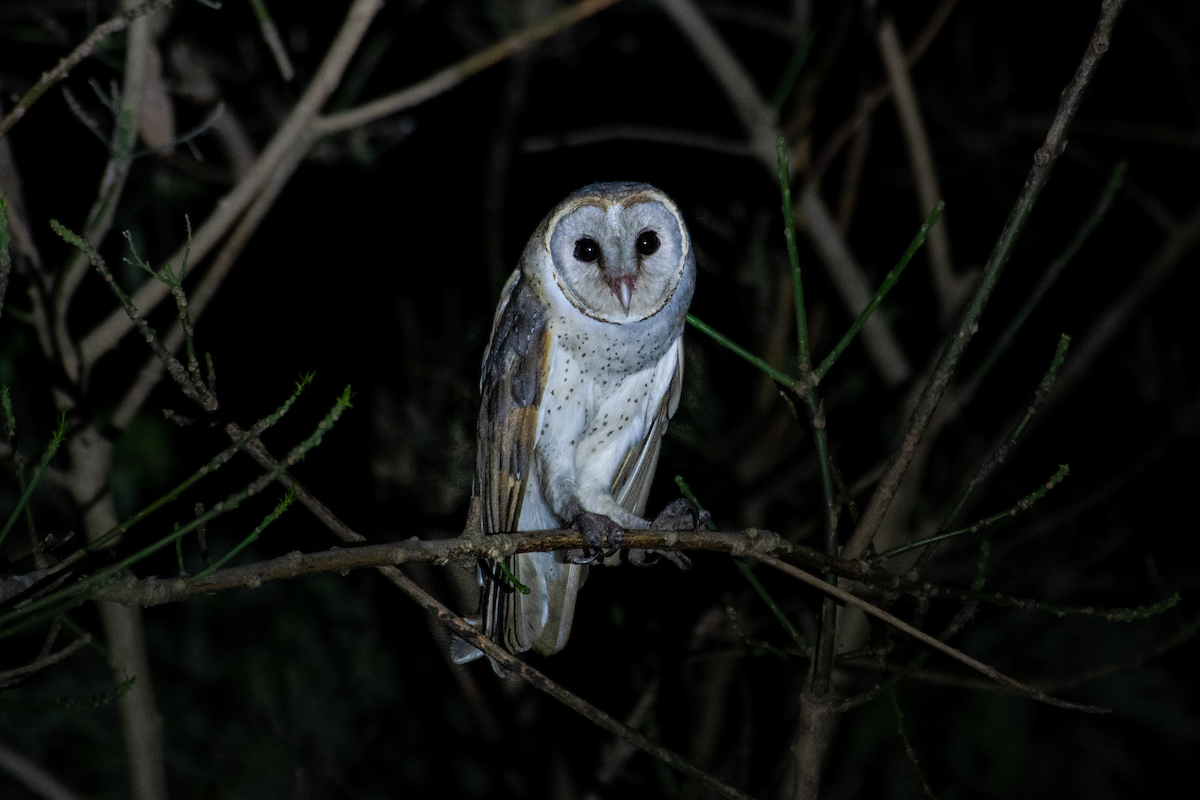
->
[454,182,698,669]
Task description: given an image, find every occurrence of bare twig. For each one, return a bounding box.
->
[960,163,1125,400]
[799,185,912,385]
[249,0,295,81]
[843,0,1128,560]
[657,0,776,166]
[89,528,830,607]
[751,553,1107,714]
[55,0,155,383]
[809,0,961,186]
[79,0,385,372]
[877,15,971,323]
[80,0,612,372]
[1037,198,1200,420]
[657,0,911,386]
[520,124,752,158]
[0,1,166,142]
[0,739,88,800]
[313,0,624,135]
[110,129,313,430]
[385,568,757,800]
[834,108,870,235]
[214,426,755,800]
[0,633,91,685]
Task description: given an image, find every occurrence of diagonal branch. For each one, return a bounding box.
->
[0,739,88,800]
[314,0,624,135]
[843,0,1129,560]
[809,0,961,186]
[0,1,167,142]
[877,15,972,323]
[217,429,755,800]
[751,553,1107,714]
[658,0,910,386]
[78,0,385,372]
[78,0,618,374]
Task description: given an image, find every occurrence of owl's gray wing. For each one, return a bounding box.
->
[610,337,684,515]
[472,269,556,665]
[476,269,550,535]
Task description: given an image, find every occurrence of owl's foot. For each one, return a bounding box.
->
[653,497,711,531]
[627,499,706,570]
[566,512,625,564]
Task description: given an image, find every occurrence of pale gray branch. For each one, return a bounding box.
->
[658,0,910,386]
[877,15,974,324]
[79,0,385,372]
[0,739,88,800]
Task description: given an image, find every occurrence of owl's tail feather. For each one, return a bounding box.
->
[514,552,587,657]
[452,554,587,675]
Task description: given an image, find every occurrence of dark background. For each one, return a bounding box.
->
[1,0,1198,798]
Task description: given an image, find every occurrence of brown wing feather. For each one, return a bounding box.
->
[476,271,550,534]
[475,270,551,657]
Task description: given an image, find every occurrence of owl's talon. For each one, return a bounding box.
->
[569,512,624,563]
[652,497,706,531]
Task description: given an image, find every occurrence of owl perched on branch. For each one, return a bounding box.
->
[455,182,700,670]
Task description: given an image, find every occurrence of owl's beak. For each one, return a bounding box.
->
[609,275,635,313]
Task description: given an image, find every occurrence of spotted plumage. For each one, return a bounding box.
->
[455,182,696,669]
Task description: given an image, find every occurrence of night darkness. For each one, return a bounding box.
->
[2,1,1198,798]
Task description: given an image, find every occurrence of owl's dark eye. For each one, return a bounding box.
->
[636,230,660,256]
[573,238,601,262]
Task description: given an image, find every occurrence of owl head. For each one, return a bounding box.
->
[542,182,692,322]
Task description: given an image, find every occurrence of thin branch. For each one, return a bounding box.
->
[1036,197,1200,421]
[0,739,88,800]
[54,1,155,383]
[383,568,757,800]
[889,690,938,800]
[92,528,828,607]
[520,124,752,158]
[873,463,1069,564]
[51,222,216,412]
[750,553,1107,714]
[809,0,961,186]
[111,129,313,430]
[0,633,92,685]
[216,427,755,800]
[815,201,943,381]
[877,15,968,323]
[659,0,911,387]
[843,0,1128,560]
[934,334,1071,535]
[0,199,10,322]
[799,185,912,385]
[687,314,797,389]
[0,1,166,142]
[963,163,1125,396]
[313,0,624,135]
[79,0,386,372]
[248,0,295,81]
